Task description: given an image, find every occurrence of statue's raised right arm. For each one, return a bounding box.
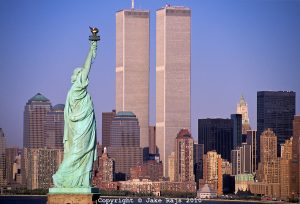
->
[81,41,97,81]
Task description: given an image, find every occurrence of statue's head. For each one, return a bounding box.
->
[71,67,82,83]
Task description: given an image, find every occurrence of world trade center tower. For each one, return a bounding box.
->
[116,9,150,148]
[156,6,191,176]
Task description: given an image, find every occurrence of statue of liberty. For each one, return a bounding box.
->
[51,28,99,191]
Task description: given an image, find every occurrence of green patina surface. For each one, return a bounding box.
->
[51,40,99,193]
[49,187,100,194]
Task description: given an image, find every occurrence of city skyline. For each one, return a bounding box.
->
[0,0,300,147]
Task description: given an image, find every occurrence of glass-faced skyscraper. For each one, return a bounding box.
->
[257,91,295,159]
[108,111,142,179]
[115,9,149,148]
[23,93,52,148]
[44,104,64,149]
[156,5,191,177]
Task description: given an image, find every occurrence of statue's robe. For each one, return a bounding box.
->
[53,71,97,187]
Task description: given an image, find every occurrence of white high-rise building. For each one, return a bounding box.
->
[116,9,149,148]
[236,95,251,134]
[156,5,191,176]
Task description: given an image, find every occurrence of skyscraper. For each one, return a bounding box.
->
[198,118,233,161]
[231,143,252,175]
[0,128,6,187]
[231,114,242,148]
[246,130,257,173]
[116,9,149,148]
[107,111,143,179]
[280,138,292,200]
[201,151,223,195]
[175,129,194,182]
[23,93,52,148]
[257,91,295,159]
[148,126,156,155]
[45,104,64,149]
[236,95,251,134]
[102,110,116,148]
[156,5,191,176]
[291,116,300,198]
[249,129,280,199]
[257,129,279,183]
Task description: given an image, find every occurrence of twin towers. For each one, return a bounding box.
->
[115,5,191,176]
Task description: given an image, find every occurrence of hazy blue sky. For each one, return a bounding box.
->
[0,0,299,147]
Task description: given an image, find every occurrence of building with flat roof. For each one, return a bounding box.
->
[156,5,191,177]
[116,9,149,148]
[257,91,295,160]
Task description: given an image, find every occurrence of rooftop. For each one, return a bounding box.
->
[52,104,65,111]
[116,111,136,117]
[28,93,50,103]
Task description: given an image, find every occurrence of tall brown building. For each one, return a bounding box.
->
[23,93,52,148]
[107,112,143,179]
[250,129,280,199]
[246,130,257,173]
[257,129,279,183]
[149,126,156,154]
[45,104,64,149]
[201,151,223,195]
[94,147,114,183]
[280,138,292,200]
[102,110,116,147]
[291,116,300,198]
[116,8,149,148]
[156,5,191,177]
[175,129,194,182]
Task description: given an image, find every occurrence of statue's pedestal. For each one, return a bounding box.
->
[47,187,100,204]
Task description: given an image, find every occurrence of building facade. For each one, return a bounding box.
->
[93,147,114,187]
[156,5,191,177]
[175,129,194,182]
[23,148,63,189]
[236,95,251,134]
[149,126,156,154]
[102,110,116,148]
[201,151,223,195]
[0,128,6,187]
[257,91,295,159]
[280,138,292,200]
[231,114,242,148]
[23,93,52,148]
[198,118,233,161]
[130,160,163,181]
[44,104,64,149]
[250,129,280,199]
[291,116,300,198]
[5,147,22,187]
[108,112,142,179]
[116,9,149,148]
[246,130,257,173]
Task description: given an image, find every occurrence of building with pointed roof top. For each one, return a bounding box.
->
[175,129,195,182]
[23,93,52,148]
[236,95,251,135]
